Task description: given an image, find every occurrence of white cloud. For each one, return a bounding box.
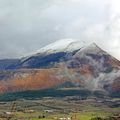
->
[0,0,120,60]
[110,0,120,18]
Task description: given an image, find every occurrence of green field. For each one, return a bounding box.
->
[0,97,119,120]
[13,111,113,120]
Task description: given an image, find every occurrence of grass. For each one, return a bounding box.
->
[70,111,112,120]
[13,111,112,120]
[0,97,119,120]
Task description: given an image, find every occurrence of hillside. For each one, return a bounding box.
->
[0,40,120,99]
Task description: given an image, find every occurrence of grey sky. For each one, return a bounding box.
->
[0,0,120,60]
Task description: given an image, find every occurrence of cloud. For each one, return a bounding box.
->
[0,0,120,60]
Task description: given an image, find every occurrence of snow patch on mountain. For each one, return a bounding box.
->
[36,39,87,54]
[21,39,87,62]
[75,42,108,58]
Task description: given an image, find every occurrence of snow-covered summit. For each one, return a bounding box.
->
[36,39,87,54]
[75,42,108,58]
[21,39,87,62]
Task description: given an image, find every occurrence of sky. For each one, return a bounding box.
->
[0,0,120,60]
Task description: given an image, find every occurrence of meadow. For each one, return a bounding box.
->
[0,96,119,120]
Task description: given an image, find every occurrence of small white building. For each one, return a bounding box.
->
[4,112,13,115]
[24,109,35,113]
[59,117,71,120]
[44,110,54,113]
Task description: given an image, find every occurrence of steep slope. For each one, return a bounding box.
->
[7,39,86,69]
[0,69,65,93]
[65,43,120,97]
[0,40,119,99]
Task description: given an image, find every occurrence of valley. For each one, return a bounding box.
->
[0,96,120,120]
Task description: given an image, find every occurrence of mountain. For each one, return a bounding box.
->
[0,39,120,100]
[6,39,86,69]
[0,59,19,70]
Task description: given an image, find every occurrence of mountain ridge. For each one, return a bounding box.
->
[0,39,119,99]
